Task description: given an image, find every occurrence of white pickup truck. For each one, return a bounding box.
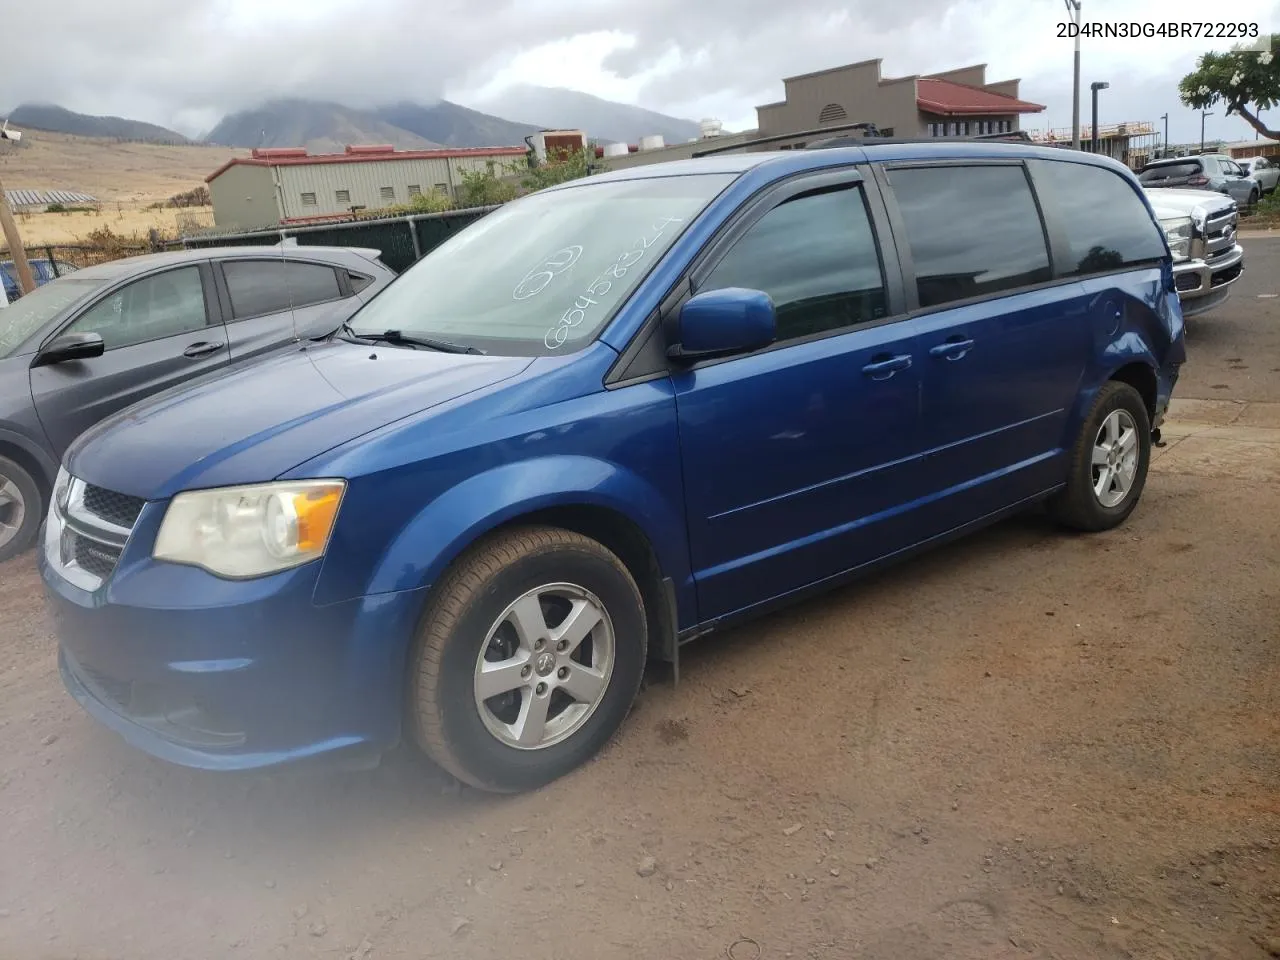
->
[1144,187,1244,317]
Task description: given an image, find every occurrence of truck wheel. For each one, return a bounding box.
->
[0,455,42,563]
[409,526,647,792]
[1049,381,1151,532]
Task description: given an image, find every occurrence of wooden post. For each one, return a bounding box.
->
[0,173,36,295]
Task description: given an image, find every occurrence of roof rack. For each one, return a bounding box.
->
[808,129,1034,149]
[691,121,882,158]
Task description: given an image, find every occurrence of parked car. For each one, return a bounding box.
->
[0,246,394,560]
[1142,187,1243,317]
[42,144,1185,792]
[1138,154,1261,208]
[1240,155,1280,195]
[1,257,80,302]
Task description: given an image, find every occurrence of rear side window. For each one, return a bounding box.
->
[698,185,887,343]
[346,270,374,293]
[887,165,1051,309]
[222,260,343,319]
[1035,161,1167,276]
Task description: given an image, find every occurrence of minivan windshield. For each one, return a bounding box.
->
[0,278,105,359]
[348,173,735,355]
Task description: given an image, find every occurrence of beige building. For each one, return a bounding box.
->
[602,59,1046,171]
[757,60,1044,140]
[207,144,528,230]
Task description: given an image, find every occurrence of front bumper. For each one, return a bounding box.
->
[1173,243,1244,318]
[40,515,427,771]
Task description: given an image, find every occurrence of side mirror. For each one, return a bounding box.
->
[668,287,776,361]
[34,332,105,366]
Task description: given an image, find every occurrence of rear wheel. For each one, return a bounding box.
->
[409,526,647,793]
[1049,381,1151,532]
[0,456,42,562]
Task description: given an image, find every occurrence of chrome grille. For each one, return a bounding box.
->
[45,473,141,591]
[82,485,145,529]
[1203,207,1238,261]
[71,535,120,581]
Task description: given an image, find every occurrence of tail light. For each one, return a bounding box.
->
[1187,175,1210,186]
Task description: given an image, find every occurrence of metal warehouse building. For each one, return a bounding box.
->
[206,144,528,230]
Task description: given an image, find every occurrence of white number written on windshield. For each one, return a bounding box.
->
[544,217,684,350]
[512,246,582,301]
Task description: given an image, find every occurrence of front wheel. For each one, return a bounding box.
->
[1048,381,1151,532]
[409,526,648,792]
[0,456,43,563]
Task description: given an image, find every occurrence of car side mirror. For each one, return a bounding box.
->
[34,332,105,366]
[668,287,776,362]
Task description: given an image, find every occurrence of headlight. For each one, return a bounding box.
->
[153,480,345,578]
[52,465,71,514]
[1159,216,1193,262]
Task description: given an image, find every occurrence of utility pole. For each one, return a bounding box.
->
[1091,81,1109,154]
[1064,0,1082,150]
[0,123,34,296]
[1160,112,1169,156]
[1200,110,1213,152]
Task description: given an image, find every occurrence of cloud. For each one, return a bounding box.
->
[1,0,1276,143]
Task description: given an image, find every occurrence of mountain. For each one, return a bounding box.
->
[6,104,189,143]
[205,99,439,154]
[474,86,703,145]
[373,101,540,148]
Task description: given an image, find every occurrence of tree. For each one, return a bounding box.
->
[458,164,519,207]
[1179,39,1278,140]
[521,144,595,192]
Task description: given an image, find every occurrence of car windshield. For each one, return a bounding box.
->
[0,278,105,359]
[347,173,735,355]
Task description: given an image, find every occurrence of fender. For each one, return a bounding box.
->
[1063,274,1169,445]
[315,455,695,619]
[0,426,58,487]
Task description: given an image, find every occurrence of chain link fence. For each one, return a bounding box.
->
[1,241,152,273]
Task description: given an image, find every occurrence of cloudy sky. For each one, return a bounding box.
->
[2,0,1277,144]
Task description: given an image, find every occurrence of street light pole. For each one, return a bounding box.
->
[1090,81,1109,154]
[1064,0,1082,150]
[1201,109,1213,152]
[1160,112,1169,156]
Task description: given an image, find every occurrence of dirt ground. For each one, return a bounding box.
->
[1,242,1278,960]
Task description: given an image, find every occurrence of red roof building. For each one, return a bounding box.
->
[206,144,528,231]
[756,60,1045,141]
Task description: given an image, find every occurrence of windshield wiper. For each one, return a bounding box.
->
[339,324,485,355]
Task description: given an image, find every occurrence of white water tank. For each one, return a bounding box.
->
[639,134,665,151]
[699,118,723,139]
[603,141,629,157]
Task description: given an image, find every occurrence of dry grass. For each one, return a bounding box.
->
[13,205,215,246]
[0,130,240,246]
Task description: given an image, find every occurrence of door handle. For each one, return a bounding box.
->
[861,354,912,380]
[929,338,975,360]
[183,341,224,359]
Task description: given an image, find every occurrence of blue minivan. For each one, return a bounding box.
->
[40,142,1185,792]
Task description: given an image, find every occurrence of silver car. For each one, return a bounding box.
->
[1241,155,1280,195]
[1139,154,1262,209]
[0,246,395,560]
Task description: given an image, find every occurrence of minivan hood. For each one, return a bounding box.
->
[66,340,533,499]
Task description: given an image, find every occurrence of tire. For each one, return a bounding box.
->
[0,455,43,563]
[409,526,647,793]
[1249,190,1259,209]
[1048,381,1151,533]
